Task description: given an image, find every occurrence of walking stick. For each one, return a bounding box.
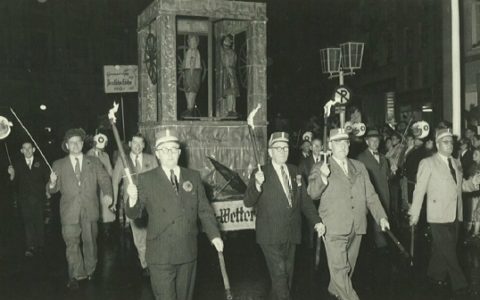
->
[385,229,410,259]
[315,235,326,271]
[410,225,415,266]
[217,251,233,300]
[4,142,12,165]
[9,108,53,172]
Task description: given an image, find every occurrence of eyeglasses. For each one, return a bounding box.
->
[270,146,289,152]
[156,148,180,154]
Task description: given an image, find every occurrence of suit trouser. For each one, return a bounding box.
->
[260,242,296,300]
[128,217,147,268]
[22,198,45,248]
[149,260,197,300]
[61,218,98,279]
[324,229,362,300]
[428,222,467,290]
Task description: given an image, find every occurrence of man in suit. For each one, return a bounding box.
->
[409,128,480,298]
[308,128,390,300]
[48,128,113,290]
[357,129,393,249]
[7,141,50,257]
[298,137,323,185]
[112,133,158,276]
[298,137,324,247]
[126,129,223,300]
[244,132,324,300]
[458,137,473,176]
[86,133,114,238]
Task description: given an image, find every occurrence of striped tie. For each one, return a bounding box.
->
[281,165,293,207]
[74,158,81,186]
[170,169,179,194]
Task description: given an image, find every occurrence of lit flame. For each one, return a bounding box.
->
[108,102,119,123]
[247,104,261,129]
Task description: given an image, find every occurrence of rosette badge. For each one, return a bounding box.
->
[183,181,193,192]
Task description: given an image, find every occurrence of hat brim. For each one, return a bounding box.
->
[329,135,349,142]
[269,138,289,147]
[155,138,180,148]
[436,133,453,141]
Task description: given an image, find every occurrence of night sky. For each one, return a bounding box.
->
[1,0,374,158]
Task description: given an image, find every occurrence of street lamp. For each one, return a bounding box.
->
[320,42,364,126]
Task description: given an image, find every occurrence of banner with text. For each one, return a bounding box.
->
[212,200,256,231]
[104,65,138,93]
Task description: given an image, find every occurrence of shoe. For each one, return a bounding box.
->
[327,288,340,299]
[452,287,472,299]
[428,278,448,288]
[226,111,238,118]
[67,279,79,290]
[24,247,34,257]
[142,267,150,277]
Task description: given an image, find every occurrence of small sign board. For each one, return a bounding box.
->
[104,65,138,93]
[212,200,256,231]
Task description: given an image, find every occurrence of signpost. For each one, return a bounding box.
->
[103,65,138,139]
[212,200,256,231]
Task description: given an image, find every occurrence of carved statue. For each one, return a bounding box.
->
[182,34,202,118]
[219,34,240,118]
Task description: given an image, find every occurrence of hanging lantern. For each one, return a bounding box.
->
[320,47,341,75]
[0,116,13,140]
[340,42,364,72]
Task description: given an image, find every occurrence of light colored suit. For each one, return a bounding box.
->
[409,153,479,290]
[86,148,114,223]
[48,155,112,279]
[410,153,477,223]
[112,152,158,269]
[308,158,387,300]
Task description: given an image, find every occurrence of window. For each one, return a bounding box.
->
[472,1,480,48]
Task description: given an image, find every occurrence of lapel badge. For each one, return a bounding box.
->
[183,180,193,192]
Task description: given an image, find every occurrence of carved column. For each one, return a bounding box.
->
[158,14,177,122]
[247,20,267,122]
[138,24,158,123]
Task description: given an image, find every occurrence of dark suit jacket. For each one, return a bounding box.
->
[126,166,220,265]
[48,155,113,225]
[460,149,473,177]
[112,153,158,205]
[308,158,387,235]
[11,156,49,218]
[357,149,391,213]
[244,163,321,245]
[298,155,324,185]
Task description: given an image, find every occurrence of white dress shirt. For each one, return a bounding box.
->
[69,154,83,172]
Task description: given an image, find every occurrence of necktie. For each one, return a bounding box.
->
[135,154,142,172]
[341,161,349,176]
[280,165,293,207]
[448,158,457,184]
[170,169,179,194]
[74,158,81,185]
[315,157,319,164]
[373,151,379,163]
